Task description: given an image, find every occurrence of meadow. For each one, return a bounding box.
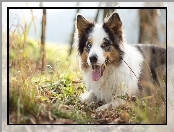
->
[9,33,166,124]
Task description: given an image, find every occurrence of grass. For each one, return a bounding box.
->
[9,31,97,124]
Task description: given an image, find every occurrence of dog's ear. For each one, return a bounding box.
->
[103,12,122,34]
[76,14,93,35]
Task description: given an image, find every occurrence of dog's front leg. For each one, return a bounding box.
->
[80,91,97,103]
[96,97,126,111]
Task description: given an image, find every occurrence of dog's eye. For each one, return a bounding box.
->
[101,38,111,51]
[86,42,92,48]
[85,42,92,52]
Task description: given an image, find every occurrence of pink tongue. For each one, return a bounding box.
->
[92,65,101,81]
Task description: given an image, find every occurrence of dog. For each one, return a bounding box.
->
[74,12,166,110]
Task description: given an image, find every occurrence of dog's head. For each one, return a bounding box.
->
[75,12,124,81]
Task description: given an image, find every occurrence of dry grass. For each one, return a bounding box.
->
[9,33,166,124]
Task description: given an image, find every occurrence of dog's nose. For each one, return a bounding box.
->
[89,54,98,63]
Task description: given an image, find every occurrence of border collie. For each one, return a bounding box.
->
[74,12,166,110]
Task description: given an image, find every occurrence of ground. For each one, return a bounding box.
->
[8,36,166,124]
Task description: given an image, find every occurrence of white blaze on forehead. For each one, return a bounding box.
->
[87,24,107,66]
[90,24,108,45]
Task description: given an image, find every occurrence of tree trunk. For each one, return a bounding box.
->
[95,3,101,22]
[40,4,46,72]
[139,9,159,44]
[103,2,115,19]
[69,2,80,55]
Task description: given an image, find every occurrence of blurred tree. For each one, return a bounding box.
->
[103,2,116,19]
[139,9,159,44]
[69,2,80,55]
[40,2,46,72]
[95,2,101,22]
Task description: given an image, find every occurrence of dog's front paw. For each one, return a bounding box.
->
[96,99,122,111]
[80,92,97,103]
[96,103,111,111]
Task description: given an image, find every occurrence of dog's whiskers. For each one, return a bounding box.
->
[82,58,110,69]
[82,62,89,66]
[103,58,110,68]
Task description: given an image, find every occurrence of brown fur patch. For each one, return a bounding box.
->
[104,46,120,66]
[88,37,93,45]
[81,51,89,71]
[104,13,122,37]
[76,15,94,39]
[76,15,94,55]
[101,39,107,47]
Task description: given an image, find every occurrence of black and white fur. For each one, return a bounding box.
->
[74,12,166,110]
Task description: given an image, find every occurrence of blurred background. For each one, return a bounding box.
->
[3,2,173,126]
[3,2,169,73]
[4,2,168,45]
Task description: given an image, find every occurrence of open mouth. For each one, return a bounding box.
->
[91,64,106,81]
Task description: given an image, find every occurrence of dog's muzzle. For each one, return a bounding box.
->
[89,54,98,64]
[82,57,110,81]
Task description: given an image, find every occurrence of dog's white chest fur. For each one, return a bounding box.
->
[81,44,144,104]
